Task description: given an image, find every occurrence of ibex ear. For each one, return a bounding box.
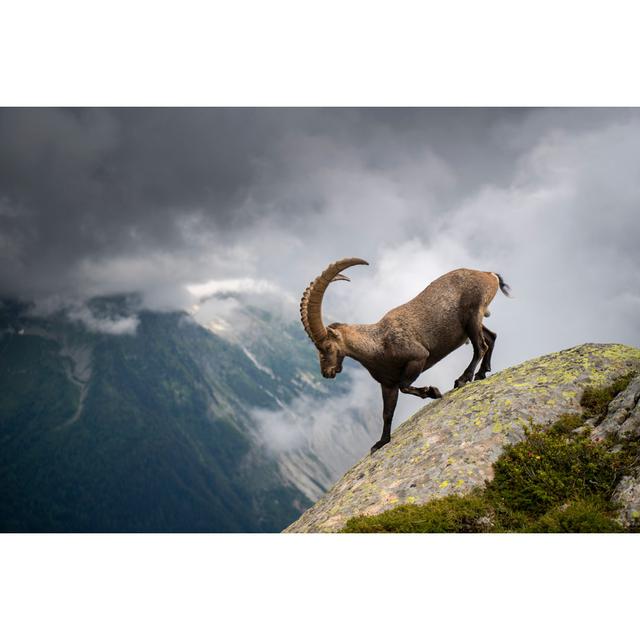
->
[327,326,340,340]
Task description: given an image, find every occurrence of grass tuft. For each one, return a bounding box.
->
[525,498,623,533]
[342,493,491,533]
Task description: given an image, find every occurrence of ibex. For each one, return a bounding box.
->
[300,258,511,453]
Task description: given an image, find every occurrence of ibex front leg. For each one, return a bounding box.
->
[371,384,398,454]
[399,357,442,400]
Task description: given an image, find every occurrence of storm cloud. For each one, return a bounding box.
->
[1,107,639,382]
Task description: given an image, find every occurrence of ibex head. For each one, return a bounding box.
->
[299,257,368,379]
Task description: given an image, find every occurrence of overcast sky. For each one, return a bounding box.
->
[1,108,639,386]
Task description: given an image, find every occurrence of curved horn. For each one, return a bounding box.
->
[300,257,369,347]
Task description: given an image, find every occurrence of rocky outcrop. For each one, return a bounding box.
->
[284,343,640,532]
[595,375,640,528]
[591,375,640,441]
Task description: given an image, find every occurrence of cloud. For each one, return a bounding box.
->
[65,304,139,335]
[253,367,377,454]
[293,115,640,371]
[186,277,286,300]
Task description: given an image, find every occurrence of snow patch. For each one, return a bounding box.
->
[242,347,276,379]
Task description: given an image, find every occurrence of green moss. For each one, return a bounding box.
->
[342,374,638,534]
[525,499,623,533]
[342,493,491,533]
[580,372,635,421]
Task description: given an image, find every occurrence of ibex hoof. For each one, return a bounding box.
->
[474,371,487,381]
[454,378,469,389]
[429,386,443,399]
[370,438,390,454]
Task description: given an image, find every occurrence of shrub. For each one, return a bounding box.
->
[487,420,619,517]
[525,499,622,533]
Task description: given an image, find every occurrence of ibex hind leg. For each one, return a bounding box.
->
[454,318,488,389]
[475,326,496,381]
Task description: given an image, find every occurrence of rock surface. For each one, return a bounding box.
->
[591,375,640,440]
[284,343,640,532]
[597,375,640,528]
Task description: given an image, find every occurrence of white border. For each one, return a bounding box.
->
[1,533,639,639]
[2,0,640,105]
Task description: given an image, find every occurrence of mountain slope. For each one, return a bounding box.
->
[285,343,640,532]
[0,298,352,532]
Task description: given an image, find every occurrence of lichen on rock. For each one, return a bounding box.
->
[284,343,640,533]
